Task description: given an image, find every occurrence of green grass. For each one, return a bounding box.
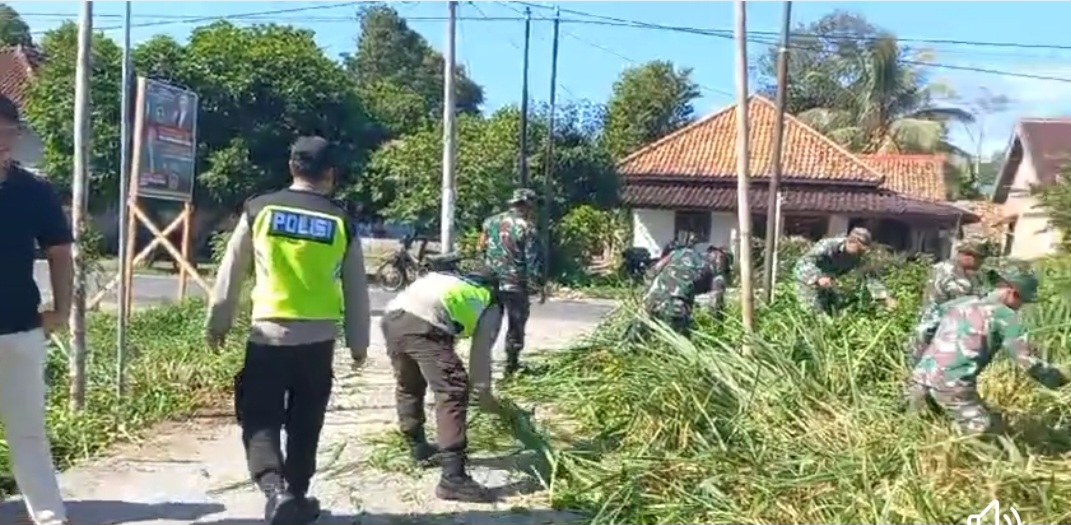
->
[492,253,1071,524]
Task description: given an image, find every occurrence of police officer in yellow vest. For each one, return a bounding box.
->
[206,136,371,525]
[381,266,504,503]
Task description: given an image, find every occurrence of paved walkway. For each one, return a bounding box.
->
[0,313,603,525]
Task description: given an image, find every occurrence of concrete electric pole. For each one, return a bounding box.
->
[440,1,458,253]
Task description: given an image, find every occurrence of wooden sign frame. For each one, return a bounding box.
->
[89,77,209,314]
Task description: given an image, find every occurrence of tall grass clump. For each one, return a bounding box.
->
[0,299,246,495]
[504,248,1071,524]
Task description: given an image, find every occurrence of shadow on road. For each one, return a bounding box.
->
[199,507,583,525]
[0,499,225,524]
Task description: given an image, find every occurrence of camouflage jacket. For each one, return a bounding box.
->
[480,210,541,290]
[911,261,987,343]
[912,293,1067,389]
[793,236,887,299]
[643,247,726,311]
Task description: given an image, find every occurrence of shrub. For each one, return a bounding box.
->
[2,300,246,495]
[502,252,1071,524]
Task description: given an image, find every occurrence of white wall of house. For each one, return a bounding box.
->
[826,214,849,236]
[1005,153,1060,259]
[631,208,739,255]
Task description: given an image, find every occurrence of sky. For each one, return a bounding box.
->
[13,1,1071,157]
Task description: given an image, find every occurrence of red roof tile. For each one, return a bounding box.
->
[861,154,947,201]
[622,181,971,223]
[0,45,39,111]
[617,95,885,184]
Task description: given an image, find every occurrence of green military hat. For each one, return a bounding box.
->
[509,188,539,205]
[848,227,873,245]
[988,262,1040,302]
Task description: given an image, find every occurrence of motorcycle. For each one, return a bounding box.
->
[375,234,462,291]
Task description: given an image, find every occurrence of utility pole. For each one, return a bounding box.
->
[761,1,792,303]
[733,0,755,338]
[518,6,532,188]
[440,1,458,252]
[69,0,92,412]
[541,7,561,294]
[116,1,133,401]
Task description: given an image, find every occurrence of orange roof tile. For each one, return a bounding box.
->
[861,154,947,201]
[953,200,1011,241]
[617,95,884,184]
[0,45,39,111]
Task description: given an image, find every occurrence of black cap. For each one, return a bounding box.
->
[289,136,337,173]
[0,94,22,125]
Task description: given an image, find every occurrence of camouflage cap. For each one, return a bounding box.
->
[955,235,989,256]
[509,188,539,205]
[989,263,1040,302]
[847,227,873,245]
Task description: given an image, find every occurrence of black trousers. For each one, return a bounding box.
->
[233,340,334,497]
[381,311,471,454]
[500,290,531,357]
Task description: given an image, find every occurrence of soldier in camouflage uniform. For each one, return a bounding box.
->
[904,264,1069,434]
[641,243,730,334]
[903,237,989,366]
[479,188,541,376]
[793,227,896,314]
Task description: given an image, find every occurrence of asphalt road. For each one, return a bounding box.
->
[33,261,616,323]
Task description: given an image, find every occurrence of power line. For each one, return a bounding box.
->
[29,2,363,35]
[22,3,1071,86]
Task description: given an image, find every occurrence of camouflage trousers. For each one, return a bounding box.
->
[903,382,1000,434]
[644,298,693,336]
[795,283,838,315]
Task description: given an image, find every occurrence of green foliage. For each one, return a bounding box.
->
[26,21,379,213]
[1032,167,1071,253]
[502,252,1071,524]
[1,300,245,495]
[26,22,124,208]
[0,3,31,47]
[602,60,700,160]
[347,5,483,138]
[552,205,619,280]
[757,11,975,156]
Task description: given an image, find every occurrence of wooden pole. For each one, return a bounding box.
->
[540,7,560,301]
[124,77,148,321]
[116,0,133,400]
[69,0,93,412]
[733,0,755,338]
[177,203,193,300]
[762,1,792,303]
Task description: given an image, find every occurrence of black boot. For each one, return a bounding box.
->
[435,451,496,503]
[504,348,521,378]
[405,429,440,467]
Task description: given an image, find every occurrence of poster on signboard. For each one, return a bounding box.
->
[134,78,199,202]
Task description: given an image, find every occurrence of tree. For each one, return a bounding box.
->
[1033,165,1071,252]
[758,12,974,155]
[25,22,123,208]
[346,5,483,138]
[0,4,32,48]
[602,60,700,160]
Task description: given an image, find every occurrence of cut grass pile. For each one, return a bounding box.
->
[491,252,1071,524]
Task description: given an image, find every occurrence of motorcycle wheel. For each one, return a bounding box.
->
[376,261,407,292]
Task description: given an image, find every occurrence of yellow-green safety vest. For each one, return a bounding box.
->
[249,204,348,320]
[440,275,493,338]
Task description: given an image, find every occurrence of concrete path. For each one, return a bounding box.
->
[0,303,611,525]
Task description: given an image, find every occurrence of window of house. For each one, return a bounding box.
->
[673,211,711,243]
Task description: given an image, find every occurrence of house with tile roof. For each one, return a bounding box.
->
[620,95,974,257]
[990,118,1071,259]
[0,45,44,170]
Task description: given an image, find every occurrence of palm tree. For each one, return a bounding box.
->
[795,34,975,156]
